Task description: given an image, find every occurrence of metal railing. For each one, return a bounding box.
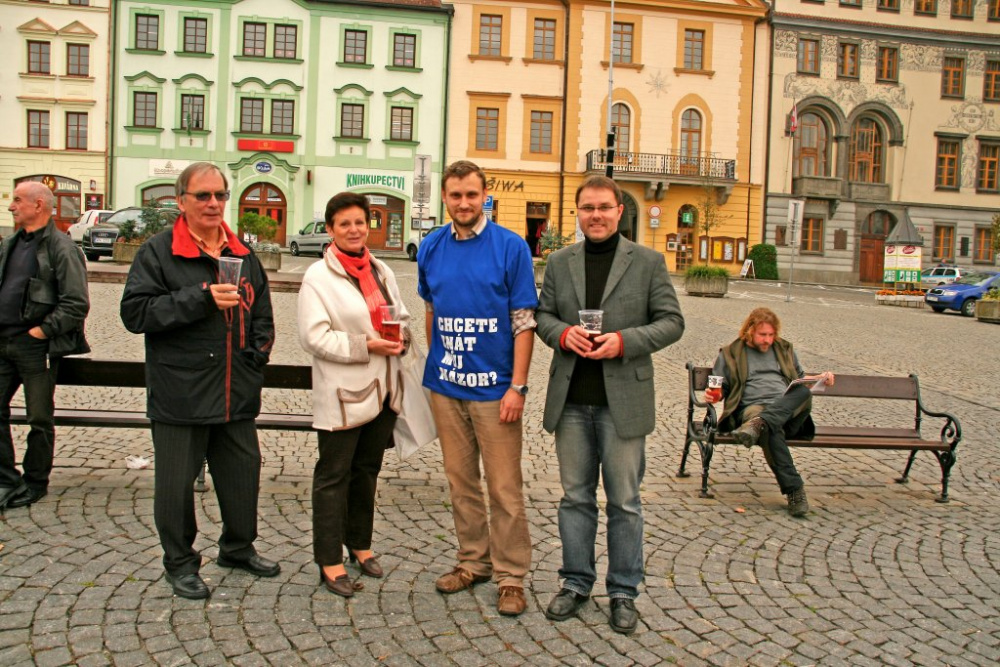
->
[586,149,736,180]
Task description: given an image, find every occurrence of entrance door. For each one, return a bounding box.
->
[367,209,386,248]
[620,193,637,241]
[858,211,896,284]
[239,183,287,245]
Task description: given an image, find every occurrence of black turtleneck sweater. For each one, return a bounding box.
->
[565,232,620,406]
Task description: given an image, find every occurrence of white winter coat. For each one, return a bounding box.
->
[298,251,410,431]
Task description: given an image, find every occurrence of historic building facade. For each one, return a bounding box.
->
[111,0,450,248]
[766,0,1000,284]
[0,0,111,233]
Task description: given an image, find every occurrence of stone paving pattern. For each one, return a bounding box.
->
[2,261,999,666]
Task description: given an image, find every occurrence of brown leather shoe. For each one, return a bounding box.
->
[349,552,384,578]
[497,586,527,616]
[435,566,491,594]
[319,565,359,598]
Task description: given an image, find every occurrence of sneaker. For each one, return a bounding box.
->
[609,598,639,634]
[787,486,809,517]
[732,417,765,448]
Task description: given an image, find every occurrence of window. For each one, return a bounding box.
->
[942,57,965,98]
[243,22,266,57]
[69,0,89,4]
[840,0,861,6]
[985,61,1000,102]
[849,118,883,183]
[975,227,995,262]
[533,19,556,60]
[797,39,819,74]
[341,103,364,138]
[838,43,859,78]
[344,29,367,63]
[978,142,999,191]
[951,0,973,17]
[936,138,961,189]
[680,109,703,170]
[612,22,633,64]
[28,41,50,74]
[877,0,899,10]
[181,94,204,130]
[877,47,898,83]
[66,112,87,150]
[240,99,263,133]
[67,44,89,76]
[611,103,630,152]
[390,107,413,141]
[270,100,294,134]
[934,225,954,261]
[135,14,159,50]
[794,112,829,177]
[530,111,553,153]
[915,0,937,13]
[801,218,823,253]
[683,30,704,70]
[393,34,416,67]
[28,110,49,148]
[476,107,499,150]
[183,18,207,53]
[991,0,1000,19]
[133,92,157,127]
[480,15,502,56]
[274,25,296,59]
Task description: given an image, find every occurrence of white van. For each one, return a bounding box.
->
[68,210,113,242]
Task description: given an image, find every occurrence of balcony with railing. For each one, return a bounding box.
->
[586,149,737,202]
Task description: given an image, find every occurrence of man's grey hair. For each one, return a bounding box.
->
[19,181,55,213]
[175,162,229,197]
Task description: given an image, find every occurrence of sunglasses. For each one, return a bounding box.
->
[183,190,231,202]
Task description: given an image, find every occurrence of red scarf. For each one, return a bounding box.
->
[334,246,388,333]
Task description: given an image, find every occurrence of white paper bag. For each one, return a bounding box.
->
[393,341,437,461]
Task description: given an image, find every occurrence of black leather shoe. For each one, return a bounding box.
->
[7,486,47,509]
[216,553,281,577]
[0,480,28,510]
[610,598,639,635]
[545,589,590,621]
[165,572,210,600]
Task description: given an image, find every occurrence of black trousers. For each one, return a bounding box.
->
[739,384,811,495]
[151,419,261,575]
[313,405,396,566]
[0,333,59,492]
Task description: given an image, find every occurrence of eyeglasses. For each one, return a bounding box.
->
[183,190,231,202]
[578,204,618,214]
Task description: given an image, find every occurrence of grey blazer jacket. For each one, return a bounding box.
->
[535,236,684,438]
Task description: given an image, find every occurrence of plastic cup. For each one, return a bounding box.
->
[217,256,243,286]
[707,375,724,402]
[379,305,401,343]
[579,309,604,349]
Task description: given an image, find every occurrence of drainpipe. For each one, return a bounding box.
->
[558,0,570,235]
[762,2,776,244]
[107,2,118,208]
[747,13,767,246]
[440,5,454,224]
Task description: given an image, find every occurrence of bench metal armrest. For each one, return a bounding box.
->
[911,373,962,452]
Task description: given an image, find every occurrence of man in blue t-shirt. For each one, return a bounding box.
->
[417,160,537,617]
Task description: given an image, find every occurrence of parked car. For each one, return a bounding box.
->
[405,224,447,261]
[81,206,180,261]
[920,265,967,291]
[288,220,329,257]
[68,210,113,242]
[924,271,1000,316]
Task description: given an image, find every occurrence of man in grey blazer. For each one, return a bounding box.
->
[536,176,684,634]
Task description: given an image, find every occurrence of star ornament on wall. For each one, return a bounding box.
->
[647,70,668,97]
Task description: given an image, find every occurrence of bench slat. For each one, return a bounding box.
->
[54,358,313,391]
[11,407,313,431]
[689,366,919,400]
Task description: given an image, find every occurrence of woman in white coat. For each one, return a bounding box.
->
[298,192,409,597]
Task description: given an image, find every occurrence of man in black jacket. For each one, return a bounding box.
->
[121,162,279,599]
[0,182,90,511]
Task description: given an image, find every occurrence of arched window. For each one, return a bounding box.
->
[863,210,896,237]
[141,184,176,205]
[849,117,884,183]
[794,112,829,177]
[611,103,630,152]
[680,109,702,174]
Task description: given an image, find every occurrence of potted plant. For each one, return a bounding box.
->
[534,225,574,286]
[112,202,170,263]
[684,263,730,297]
[975,213,1000,323]
[238,212,282,271]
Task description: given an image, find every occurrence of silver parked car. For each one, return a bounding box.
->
[289,220,329,257]
[920,265,967,291]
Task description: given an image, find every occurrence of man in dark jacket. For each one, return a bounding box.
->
[121,162,279,599]
[0,182,90,511]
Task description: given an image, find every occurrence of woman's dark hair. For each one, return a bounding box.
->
[324,192,371,225]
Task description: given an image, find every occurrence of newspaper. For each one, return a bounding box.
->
[783,373,830,395]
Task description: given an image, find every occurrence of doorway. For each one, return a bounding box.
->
[365,194,405,250]
[858,210,896,283]
[525,202,550,257]
[676,205,697,272]
[620,193,637,241]
[239,183,287,245]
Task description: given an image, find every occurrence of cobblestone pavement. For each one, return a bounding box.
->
[2,260,999,667]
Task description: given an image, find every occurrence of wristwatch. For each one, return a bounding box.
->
[510,383,529,396]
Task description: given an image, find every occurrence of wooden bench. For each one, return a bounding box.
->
[677,363,962,502]
[9,357,313,489]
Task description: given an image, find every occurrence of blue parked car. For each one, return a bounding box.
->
[924,271,1000,317]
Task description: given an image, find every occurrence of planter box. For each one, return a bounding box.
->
[257,252,282,271]
[684,275,729,297]
[875,294,925,308]
[533,260,546,287]
[111,242,142,263]
[975,299,1000,323]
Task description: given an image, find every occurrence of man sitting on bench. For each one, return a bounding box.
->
[704,307,834,517]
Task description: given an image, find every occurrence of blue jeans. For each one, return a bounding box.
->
[554,404,646,600]
[0,333,58,491]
